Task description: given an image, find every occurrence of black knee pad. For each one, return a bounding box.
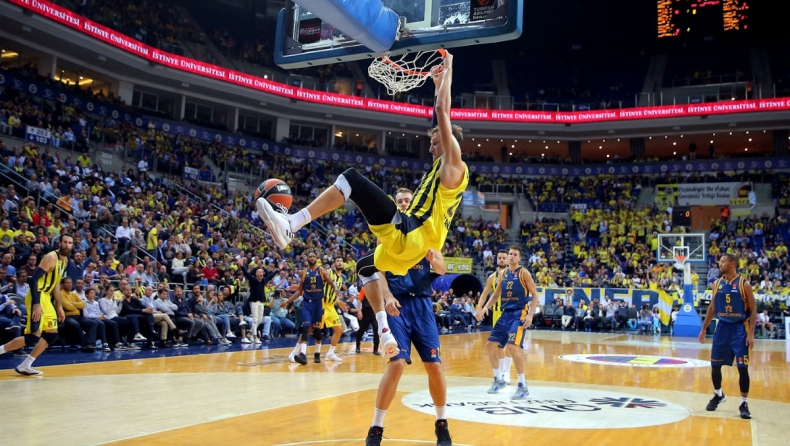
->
[42,332,59,345]
[301,325,312,339]
[24,334,40,347]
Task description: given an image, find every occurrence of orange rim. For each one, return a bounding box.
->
[380,48,446,76]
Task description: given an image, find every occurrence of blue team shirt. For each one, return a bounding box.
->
[386,258,432,298]
[713,275,749,323]
[303,266,324,301]
[499,266,531,312]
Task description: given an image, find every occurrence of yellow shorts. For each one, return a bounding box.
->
[322,304,342,329]
[25,292,58,334]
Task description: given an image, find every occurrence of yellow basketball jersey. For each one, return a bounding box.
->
[37,254,67,295]
[491,269,504,325]
[323,269,344,306]
[370,159,469,276]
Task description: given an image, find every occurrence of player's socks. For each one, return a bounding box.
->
[741,396,748,404]
[315,343,322,354]
[714,388,723,397]
[499,359,507,375]
[328,346,336,356]
[21,355,35,368]
[372,408,387,427]
[518,374,526,386]
[435,405,446,420]
[300,343,307,354]
[0,345,6,355]
[292,343,300,355]
[493,368,503,381]
[504,356,513,373]
[290,209,312,232]
[375,311,390,333]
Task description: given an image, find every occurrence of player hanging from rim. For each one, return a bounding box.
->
[258,51,467,359]
[320,256,349,362]
[476,246,539,400]
[281,251,341,365]
[476,249,513,384]
[0,234,72,376]
[366,187,452,446]
[699,253,756,419]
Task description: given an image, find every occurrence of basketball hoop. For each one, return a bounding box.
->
[368,49,447,95]
[673,246,689,265]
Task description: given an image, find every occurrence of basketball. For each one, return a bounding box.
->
[255,179,293,210]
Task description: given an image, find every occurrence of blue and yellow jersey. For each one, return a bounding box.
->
[712,275,750,324]
[303,267,324,302]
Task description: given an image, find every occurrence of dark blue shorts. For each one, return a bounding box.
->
[488,310,526,349]
[711,321,750,368]
[301,299,324,328]
[389,296,441,363]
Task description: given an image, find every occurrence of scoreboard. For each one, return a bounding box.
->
[658,0,749,38]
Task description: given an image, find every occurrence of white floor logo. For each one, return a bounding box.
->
[559,354,710,368]
[402,386,690,429]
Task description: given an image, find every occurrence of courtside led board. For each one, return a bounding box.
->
[275,0,523,69]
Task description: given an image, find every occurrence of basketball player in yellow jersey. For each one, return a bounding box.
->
[0,234,72,376]
[477,249,513,383]
[321,257,349,362]
[258,51,467,359]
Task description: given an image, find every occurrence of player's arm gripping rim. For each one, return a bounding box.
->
[699,279,718,344]
[519,267,540,329]
[433,52,464,190]
[476,270,506,322]
[743,280,757,350]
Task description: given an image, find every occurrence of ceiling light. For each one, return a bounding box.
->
[606,154,610,158]
[673,151,676,155]
[599,146,602,149]
[511,145,515,148]
[729,132,733,135]
[744,148,748,151]
[748,138,752,142]
[710,140,713,144]
[617,139,620,142]
[746,131,750,134]
[544,146,548,149]
[509,152,513,155]
[673,142,677,146]
[478,143,481,147]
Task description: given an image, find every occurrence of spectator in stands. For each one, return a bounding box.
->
[638,304,653,334]
[60,277,101,351]
[170,286,204,345]
[191,291,230,346]
[83,287,124,351]
[756,309,776,339]
[153,288,188,347]
[119,285,157,348]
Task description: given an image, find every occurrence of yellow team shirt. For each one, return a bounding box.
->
[147,227,158,250]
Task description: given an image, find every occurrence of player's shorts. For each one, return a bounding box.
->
[25,291,57,334]
[322,302,342,329]
[711,321,750,368]
[369,177,467,276]
[301,299,324,329]
[488,309,527,349]
[388,296,441,363]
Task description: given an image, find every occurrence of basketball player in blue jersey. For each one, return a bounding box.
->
[0,234,72,376]
[366,188,452,446]
[280,251,340,365]
[699,253,756,419]
[476,249,513,383]
[258,51,467,360]
[476,246,539,400]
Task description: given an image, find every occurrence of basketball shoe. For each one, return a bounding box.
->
[326,352,343,362]
[380,328,399,359]
[706,393,726,411]
[435,419,452,446]
[487,378,508,394]
[15,364,43,376]
[511,383,529,400]
[365,426,383,446]
[739,402,751,419]
[256,198,293,249]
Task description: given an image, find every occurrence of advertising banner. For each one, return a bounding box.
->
[9,0,790,125]
[441,257,473,274]
[676,182,750,206]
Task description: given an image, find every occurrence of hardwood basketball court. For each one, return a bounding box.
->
[1,331,788,445]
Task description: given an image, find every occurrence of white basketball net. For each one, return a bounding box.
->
[368,49,446,96]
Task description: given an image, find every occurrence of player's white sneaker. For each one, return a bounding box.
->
[256,198,293,249]
[15,364,43,376]
[326,352,343,362]
[380,328,399,359]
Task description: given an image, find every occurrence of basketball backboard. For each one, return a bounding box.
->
[657,233,706,264]
[275,0,523,69]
